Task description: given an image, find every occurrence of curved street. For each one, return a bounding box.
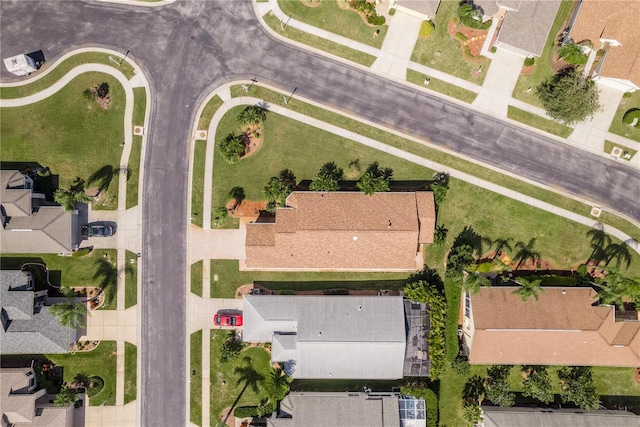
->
[2,1,639,426]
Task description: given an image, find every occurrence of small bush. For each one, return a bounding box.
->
[622,108,640,127]
[389,7,396,16]
[278,289,295,295]
[623,92,633,99]
[83,88,93,100]
[323,288,350,295]
[234,406,259,418]
[464,45,473,58]
[451,355,471,374]
[479,19,492,30]
[367,15,386,25]
[491,46,497,53]
[73,247,92,258]
[419,20,435,38]
[524,57,535,67]
[455,31,467,42]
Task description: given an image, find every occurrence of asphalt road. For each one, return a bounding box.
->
[2,1,639,425]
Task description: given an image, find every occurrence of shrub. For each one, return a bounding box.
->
[419,20,435,38]
[389,7,396,16]
[323,288,350,295]
[367,15,386,25]
[623,92,633,99]
[524,57,535,67]
[219,332,246,363]
[218,132,245,164]
[234,406,259,418]
[479,19,492,30]
[622,108,640,127]
[72,247,92,257]
[278,289,295,295]
[491,46,497,53]
[557,43,588,65]
[455,31,467,42]
[464,45,473,58]
[536,67,600,125]
[451,355,471,374]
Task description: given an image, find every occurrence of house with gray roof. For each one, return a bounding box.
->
[268,392,426,427]
[482,406,640,427]
[0,367,73,426]
[0,170,79,254]
[0,270,75,355]
[242,295,430,379]
[476,0,562,57]
[392,0,441,20]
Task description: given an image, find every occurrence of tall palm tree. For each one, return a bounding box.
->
[512,277,543,301]
[49,288,87,328]
[434,224,448,247]
[514,238,541,270]
[464,272,491,294]
[557,42,588,65]
[73,372,90,389]
[221,357,265,427]
[492,237,513,260]
[54,386,77,407]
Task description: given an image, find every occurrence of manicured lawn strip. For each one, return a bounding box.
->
[406,69,478,103]
[212,106,433,224]
[47,341,117,406]
[604,140,637,160]
[230,84,640,243]
[126,88,147,209]
[1,73,124,209]
[263,12,376,67]
[190,330,203,426]
[124,343,137,404]
[191,261,203,297]
[125,250,138,309]
[277,0,387,48]
[1,249,119,293]
[210,333,272,422]
[411,0,489,84]
[507,106,573,138]
[210,260,412,298]
[197,95,224,131]
[609,91,640,142]
[512,0,576,106]
[191,140,206,228]
[0,52,135,99]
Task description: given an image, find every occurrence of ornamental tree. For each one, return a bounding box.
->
[536,67,600,125]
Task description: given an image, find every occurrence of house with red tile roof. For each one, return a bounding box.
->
[243,191,436,271]
[460,286,640,366]
[569,0,640,92]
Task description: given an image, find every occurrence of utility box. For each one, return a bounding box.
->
[4,54,37,76]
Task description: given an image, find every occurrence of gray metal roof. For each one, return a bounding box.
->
[483,407,640,427]
[1,271,73,354]
[495,0,562,56]
[243,296,407,379]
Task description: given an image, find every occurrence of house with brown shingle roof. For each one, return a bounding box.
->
[0,170,79,254]
[460,286,640,367]
[569,0,640,92]
[243,191,435,271]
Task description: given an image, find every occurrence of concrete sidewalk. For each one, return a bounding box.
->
[371,9,423,79]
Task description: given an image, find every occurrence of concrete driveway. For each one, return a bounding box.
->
[188,226,246,263]
[473,47,524,116]
[189,294,243,333]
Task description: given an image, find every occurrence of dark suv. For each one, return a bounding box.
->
[82,224,114,238]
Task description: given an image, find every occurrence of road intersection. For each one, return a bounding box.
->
[2,1,640,426]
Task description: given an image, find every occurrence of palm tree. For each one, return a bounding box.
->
[237,105,267,126]
[73,372,90,390]
[221,357,265,427]
[456,4,483,28]
[557,42,588,65]
[309,162,344,192]
[514,238,541,270]
[512,277,543,301]
[54,177,94,212]
[464,271,491,294]
[266,366,291,402]
[492,237,513,260]
[54,386,77,407]
[212,207,229,226]
[603,242,632,268]
[434,224,448,247]
[49,288,87,328]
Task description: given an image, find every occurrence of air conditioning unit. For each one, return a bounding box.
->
[35,301,45,309]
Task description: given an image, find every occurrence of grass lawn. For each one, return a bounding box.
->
[230,84,640,244]
[604,140,638,161]
[210,332,273,423]
[512,0,576,106]
[212,106,433,213]
[1,73,125,210]
[609,91,640,142]
[0,52,136,99]
[125,250,138,309]
[1,249,120,307]
[507,106,574,138]
[407,69,478,103]
[124,343,137,404]
[191,330,203,426]
[191,261,203,297]
[411,0,489,84]
[126,87,147,209]
[210,260,412,298]
[263,12,376,67]
[191,140,206,228]
[47,341,117,406]
[197,95,224,131]
[277,0,388,48]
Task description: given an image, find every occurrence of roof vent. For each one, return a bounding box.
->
[353,235,358,241]
[358,306,362,311]
[562,289,566,295]
[318,331,322,336]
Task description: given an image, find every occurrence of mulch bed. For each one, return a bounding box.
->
[225,199,267,219]
[520,64,535,75]
[448,20,488,61]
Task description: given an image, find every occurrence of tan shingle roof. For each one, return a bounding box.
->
[245,192,435,270]
[468,287,640,366]
[570,0,640,86]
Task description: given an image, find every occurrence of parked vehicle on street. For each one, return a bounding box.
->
[82,224,114,238]
[214,311,243,327]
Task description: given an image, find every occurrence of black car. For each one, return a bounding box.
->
[82,224,114,238]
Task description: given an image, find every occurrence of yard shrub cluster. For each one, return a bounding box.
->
[219,331,246,363]
[456,4,492,30]
[218,105,267,164]
[348,0,385,25]
[419,20,435,38]
[524,57,535,67]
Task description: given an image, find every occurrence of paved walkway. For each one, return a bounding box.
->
[259,0,640,169]
[0,48,149,426]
